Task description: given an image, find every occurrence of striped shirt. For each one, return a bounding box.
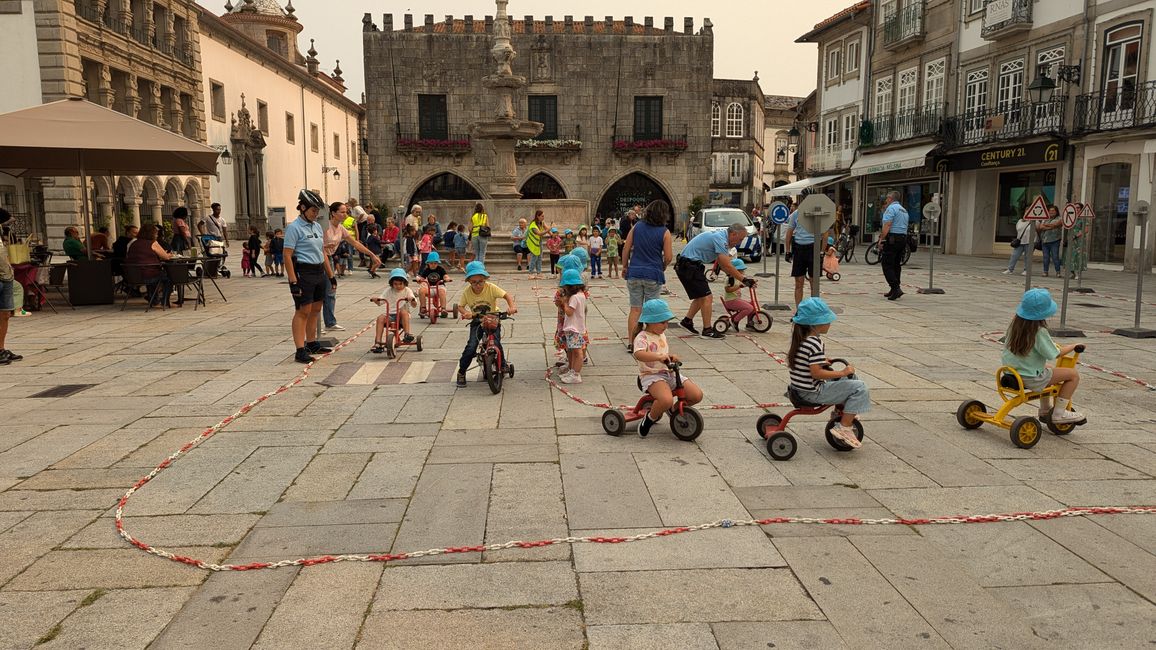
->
[789,335,826,391]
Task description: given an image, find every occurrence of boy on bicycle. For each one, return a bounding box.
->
[457,261,517,388]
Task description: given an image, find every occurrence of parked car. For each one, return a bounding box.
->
[688,208,762,262]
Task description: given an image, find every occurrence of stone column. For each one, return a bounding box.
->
[98,63,115,109]
[125,196,141,228]
[148,82,166,128]
[125,73,141,118]
[97,195,116,229]
[169,92,183,133]
[147,199,163,225]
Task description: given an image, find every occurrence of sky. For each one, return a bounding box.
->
[197,0,857,102]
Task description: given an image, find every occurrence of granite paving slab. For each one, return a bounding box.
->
[374,561,578,610]
[252,563,382,650]
[356,607,585,650]
[710,621,849,650]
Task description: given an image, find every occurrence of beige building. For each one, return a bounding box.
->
[762,95,806,196]
[709,77,766,211]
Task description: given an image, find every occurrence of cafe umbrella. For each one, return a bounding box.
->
[0,97,222,258]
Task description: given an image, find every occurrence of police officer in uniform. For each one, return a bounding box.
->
[284,189,338,363]
[879,190,910,301]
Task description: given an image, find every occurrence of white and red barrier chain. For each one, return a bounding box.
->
[980,331,1156,391]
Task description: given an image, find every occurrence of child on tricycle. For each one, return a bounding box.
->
[632,299,704,437]
[416,251,450,321]
[370,268,418,354]
[1000,288,1085,425]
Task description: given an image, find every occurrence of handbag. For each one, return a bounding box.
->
[6,243,30,265]
[1009,237,1022,248]
[1034,238,1043,251]
[906,234,918,253]
[477,214,491,238]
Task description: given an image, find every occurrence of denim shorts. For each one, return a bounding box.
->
[0,279,13,311]
[626,278,662,307]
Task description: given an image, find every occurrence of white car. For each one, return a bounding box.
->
[689,208,762,262]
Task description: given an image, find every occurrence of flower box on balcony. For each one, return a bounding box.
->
[515,138,583,152]
[396,138,472,153]
[612,139,689,154]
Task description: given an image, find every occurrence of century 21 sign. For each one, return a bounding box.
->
[941,141,1065,171]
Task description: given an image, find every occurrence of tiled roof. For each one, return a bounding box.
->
[765,95,806,111]
[405,19,690,36]
[813,1,870,31]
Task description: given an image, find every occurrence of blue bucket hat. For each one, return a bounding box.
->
[425,251,440,264]
[464,261,489,279]
[550,227,558,233]
[560,269,583,286]
[638,298,675,324]
[558,254,582,272]
[571,247,589,265]
[792,297,837,326]
[388,268,408,284]
[1016,288,1057,321]
[564,229,573,235]
[732,258,747,271]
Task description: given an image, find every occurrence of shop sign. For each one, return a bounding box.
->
[986,0,1014,24]
[939,141,1065,171]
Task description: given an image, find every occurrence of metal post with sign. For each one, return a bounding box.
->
[1022,195,1050,292]
[798,194,837,299]
[1051,202,1084,337]
[1112,201,1156,338]
[917,195,944,295]
[1070,203,1096,294]
[763,201,792,310]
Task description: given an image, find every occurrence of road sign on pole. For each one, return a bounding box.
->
[1053,201,1085,338]
[918,198,945,295]
[1023,195,1050,221]
[769,201,790,225]
[797,194,836,299]
[1062,202,1078,229]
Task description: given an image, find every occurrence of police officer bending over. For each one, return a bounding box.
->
[285,189,338,363]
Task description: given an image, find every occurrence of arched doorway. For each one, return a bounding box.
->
[519,173,566,199]
[408,172,482,209]
[596,172,675,229]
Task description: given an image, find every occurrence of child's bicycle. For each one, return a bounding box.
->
[601,360,704,441]
[956,345,1087,449]
[419,274,452,324]
[712,278,772,334]
[822,247,841,281]
[467,305,514,394]
[755,359,864,461]
[371,297,422,359]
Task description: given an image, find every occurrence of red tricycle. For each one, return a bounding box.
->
[419,274,452,324]
[601,360,704,441]
[755,359,864,461]
[370,297,422,359]
[712,278,773,334]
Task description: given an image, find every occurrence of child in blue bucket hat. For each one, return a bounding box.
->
[632,299,704,437]
[787,297,867,449]
[557,269,589,384]
[369,268,418,353]
[552,255,587,367]
[455,261,517,388]
[1001,288,1086,424]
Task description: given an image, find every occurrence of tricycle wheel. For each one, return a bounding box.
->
[507,363,515,378]
[831,272,841,282]
[756,413,784,438]
[415,335,423,352]
[385,338,395,359]
[712,317,731,336]
[452,305,459,319]
[671,407,704,441]
[766,432,797,461]
[955,400,987,430]
[748,311,773,333]
[429,308,438,325]
[824,419,865,452]
[484,350,503,394]
[1010,416,1042,449]
[601,409,626,436]
[1045,406,1080,435]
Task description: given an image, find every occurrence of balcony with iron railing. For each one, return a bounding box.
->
[860,104,944,147]
[943,97,1067,148]
[981,0,1032,40]
[807,146,856,173]
[75,8,194,68]
[882,1,925,49]
[710,169,754,188]
[612,127,690,155]
[396,132,472,154]
[1074,81,1156,134]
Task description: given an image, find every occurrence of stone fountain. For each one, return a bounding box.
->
[471,0,542,198]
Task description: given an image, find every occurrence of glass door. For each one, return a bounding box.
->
[1090,163,1130,263]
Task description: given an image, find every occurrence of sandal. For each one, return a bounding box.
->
[370,343,385,354]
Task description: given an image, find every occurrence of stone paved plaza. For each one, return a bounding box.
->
[1,249,1155,649]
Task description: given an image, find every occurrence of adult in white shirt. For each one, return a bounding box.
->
[405,204,423,231]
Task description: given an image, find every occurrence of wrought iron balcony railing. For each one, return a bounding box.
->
[981,0,1033,40]
[613,127,689,154]
[396,133,472,153]
[943,97,1067,148]
[883,1,925,48]
[1074,81,1156,133]
[860,104,944,147]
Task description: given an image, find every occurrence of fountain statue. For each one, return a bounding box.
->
[471,0,543,198]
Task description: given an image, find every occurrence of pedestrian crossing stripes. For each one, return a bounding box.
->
[319,360,459,386]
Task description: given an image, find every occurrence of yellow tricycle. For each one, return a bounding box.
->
[956,344,1086,449]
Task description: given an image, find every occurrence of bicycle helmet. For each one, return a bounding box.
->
[298,189,325,211]
[388,268,408,285]
[733,258,747,271]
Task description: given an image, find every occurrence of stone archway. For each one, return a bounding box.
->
[184,178,203,225]
[141,176,163,226]
[519,172,567,200]
[595,172,676,229]
[117,176,142,228]
[164,177,184,218]
[407,172,484,210]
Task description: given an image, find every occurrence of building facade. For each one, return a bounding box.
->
[763,95,806,193]
[709,77,766,210]
[198,0,364,234]
[361,13,714,225]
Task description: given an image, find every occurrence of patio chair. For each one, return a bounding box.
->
[200,258,228,302]
[120,264,166,312]
[165,261,204,310]
[29,264,73,313]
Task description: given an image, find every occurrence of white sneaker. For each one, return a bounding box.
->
[1051,408,1086,424]
[560,371,582,384]
[1001,269,1012,274]
[831,425,862,449]
[1020,270,1026,276]
[328,324,346,331]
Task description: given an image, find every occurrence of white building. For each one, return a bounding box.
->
[197,0,364,234]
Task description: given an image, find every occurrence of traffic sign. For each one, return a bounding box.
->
[922,201,942,222]
[797,194,836,235]
[1077,203,1097,220]
[1062,203,1078,229]
[1023,195,1050,221]
[769,201,790,225]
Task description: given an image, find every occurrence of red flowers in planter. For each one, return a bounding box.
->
[613,139,688,152]
[397,138,471,150]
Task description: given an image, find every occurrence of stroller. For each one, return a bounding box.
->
[822,244,841,281]
[199,236,232,278]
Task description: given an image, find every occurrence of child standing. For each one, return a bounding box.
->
[263,230,275,276]
[604,229,621,278]
[588,229,604,279]
[562,229,576,254]
[553,255,584,368]
[787,298,868,448]
[443,222,458,269]
[633,299,704,437]
[723,258,757,330]
[365,227,383,279]
[403,224,419,277]
[1001,288,1086,424]
[270,229,285,277]
[419,225,435,266]
[370,268,417,353]
[545,228,563,276]
[576,226,589,251]
[559,269,589,384]
[247,226,266,277]
[454,224,469,271]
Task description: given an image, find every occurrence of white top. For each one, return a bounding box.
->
[588,235,604,255]
[378,286,416,313]
[563,292,587,334]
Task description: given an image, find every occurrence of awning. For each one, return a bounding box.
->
[766,174,847,197]
[849,143,937,177]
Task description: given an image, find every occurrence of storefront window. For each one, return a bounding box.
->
[1090,162,1130,263]
[864,180,939,242]
[995,170,1055,241]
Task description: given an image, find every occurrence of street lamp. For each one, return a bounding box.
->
[787,126,800,147]
[1027,66,1057,104]
[213,145,231,165]
[322,166,340,181]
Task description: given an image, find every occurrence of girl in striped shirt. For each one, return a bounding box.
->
[787,297,869,449]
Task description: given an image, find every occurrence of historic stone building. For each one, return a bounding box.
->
[1,0,207,245]
[361,13,714,226]
[763,95,806,194]
[198,0,364,233]
[708,76,766,211]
